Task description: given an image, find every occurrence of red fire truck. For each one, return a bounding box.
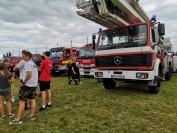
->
[49,47,78,75]
[48,47,65,75]
[78,44,95,76]
[60,47,78,72]
[76,0,172,93]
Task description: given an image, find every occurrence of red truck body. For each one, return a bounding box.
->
[78,44,95,76]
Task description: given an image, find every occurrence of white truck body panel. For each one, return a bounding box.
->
[173,56,177,72]
[80,68,95,76]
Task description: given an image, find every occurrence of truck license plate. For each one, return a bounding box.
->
[111,74,125,79]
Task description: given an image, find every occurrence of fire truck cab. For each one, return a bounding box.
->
[60,47,79,73]
[49,47,65,75]
[78,44,95,76]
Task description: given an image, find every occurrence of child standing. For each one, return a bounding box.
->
[0,63,15,120]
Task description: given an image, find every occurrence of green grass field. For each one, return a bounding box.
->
[1,74,177,133]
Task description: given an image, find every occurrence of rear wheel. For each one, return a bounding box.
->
[103,79,116,89]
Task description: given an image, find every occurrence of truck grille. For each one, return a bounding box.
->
[95,53,152,67]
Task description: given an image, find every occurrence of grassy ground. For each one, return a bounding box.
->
[1,74,177,133]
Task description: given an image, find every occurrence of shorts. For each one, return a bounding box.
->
[39,81,51,91]
[0,88,10,96]
[19,86,36,101]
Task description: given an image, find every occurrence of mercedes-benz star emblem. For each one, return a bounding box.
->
[114,56,122,65]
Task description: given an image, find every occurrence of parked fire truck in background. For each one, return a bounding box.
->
[173,56,177,72]
[60,47,79,73]
[48,47,65,75]
[162,37,173,80]
[76,0,172,93]
[78,44,95,76]
[32,54,41,67]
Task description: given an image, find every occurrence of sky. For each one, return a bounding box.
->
[0,0,177,57]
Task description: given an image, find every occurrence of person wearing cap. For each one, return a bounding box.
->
[39,51,53,111]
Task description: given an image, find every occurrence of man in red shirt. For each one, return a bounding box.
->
[39,51,53,111]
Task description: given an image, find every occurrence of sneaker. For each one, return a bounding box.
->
[47,103,52,107]
[11,96,16,103]
[9,119,23,125]
[39,106,46,111]
[0,115,6,120]
[28,115,36,121]
[8,112,15,118]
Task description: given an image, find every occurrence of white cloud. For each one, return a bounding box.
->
[143,4,156,13]
[0,0,177,57]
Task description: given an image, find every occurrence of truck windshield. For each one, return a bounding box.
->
[50,52,63,58]
[78,48,95,58]
[98,24,147,50]
[50,52,63,62]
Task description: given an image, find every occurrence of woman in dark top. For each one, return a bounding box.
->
[0,63,15,120]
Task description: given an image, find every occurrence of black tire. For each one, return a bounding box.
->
[103,79,116,89]
[149,76,161,94]
[149,86,160,94]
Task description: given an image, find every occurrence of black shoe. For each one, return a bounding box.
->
[74,81,79,85]
[46,104,52,107]
[39,106,46,111]
[68,81,71,85]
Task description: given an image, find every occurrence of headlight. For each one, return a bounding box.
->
[95,72,103,77]
[136,73,149,79]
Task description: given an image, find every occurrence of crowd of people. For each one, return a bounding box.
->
[0,49,81,125]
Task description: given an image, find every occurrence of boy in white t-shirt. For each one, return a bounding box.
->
[9,51,38,125]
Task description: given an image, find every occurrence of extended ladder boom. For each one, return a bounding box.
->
[76,0,149,28]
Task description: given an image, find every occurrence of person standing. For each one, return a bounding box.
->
[14,50,31,110]
[9,51,38,125]
[0,63,15,120]
[68,58,80,85]
[39,51,53,111]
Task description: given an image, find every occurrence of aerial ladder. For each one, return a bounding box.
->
[76,0,149,28]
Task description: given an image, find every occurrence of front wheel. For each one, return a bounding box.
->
[103,79,116,89]
[149,86,160,94]
[149,76,161,94]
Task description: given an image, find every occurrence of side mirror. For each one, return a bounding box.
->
[158,23,165,36]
